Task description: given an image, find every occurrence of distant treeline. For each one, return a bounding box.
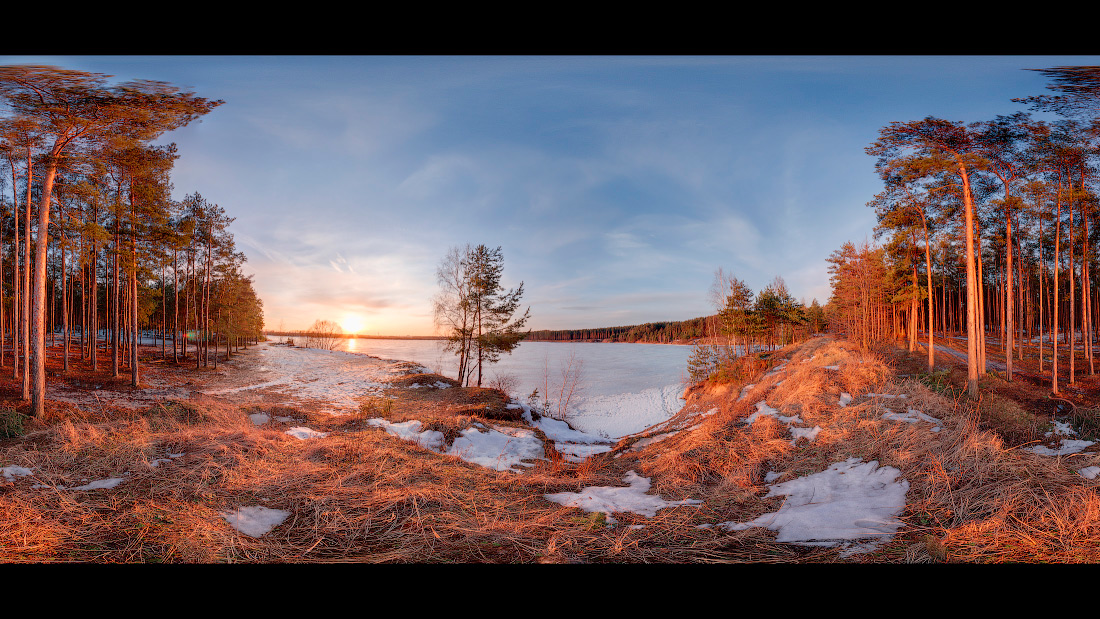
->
[525,317,710,343]
[263,331,444,341]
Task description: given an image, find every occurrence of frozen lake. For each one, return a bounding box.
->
[338,338,694,438]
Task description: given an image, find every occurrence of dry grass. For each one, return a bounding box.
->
[5,337,1100,562]
[0,382,725,563]
[632,336,1100,563]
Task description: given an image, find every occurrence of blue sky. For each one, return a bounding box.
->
[3,55,1096,335]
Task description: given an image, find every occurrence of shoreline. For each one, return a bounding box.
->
[264,333,446,341]
[264,332,695,345]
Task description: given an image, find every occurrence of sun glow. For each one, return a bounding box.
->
[340,314,365,335]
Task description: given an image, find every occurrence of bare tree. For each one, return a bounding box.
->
[530,349,585,422]
[305,319,343,351]
[433,244,530,387]
[433,244,475,386]
[551,349,585,421]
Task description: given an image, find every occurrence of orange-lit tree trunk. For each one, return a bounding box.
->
[1053,175,1063,395]
[20,145,31,398]
[960,160,981,396]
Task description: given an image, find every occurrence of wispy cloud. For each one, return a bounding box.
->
[31,55,1079,335]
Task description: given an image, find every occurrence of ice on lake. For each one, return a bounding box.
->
[342,338,693,439]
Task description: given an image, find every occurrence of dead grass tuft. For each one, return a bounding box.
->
[388,373,460,390]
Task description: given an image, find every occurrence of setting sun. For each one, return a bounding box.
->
[340,314,365,334]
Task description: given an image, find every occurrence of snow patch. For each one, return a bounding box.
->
[737,384,755,401]
[554,443,615,463]
[746,401,802,426]
[719,458,909,547]
[408,381,450,389]
[367,419,446,451]
[221,506,290,537]
[149,453,184,467]
[367,416,547,471]
[744,401,822,445]
[2,465,32,480]
[1047,420,1076,437]
[285,427,328,440]
[745,401,781,423]
[882,408,943,432]
[70,478,126,491]
[789,426,823,444]
[1025,439,1095,456]
[445,425,545,472]
[629,431,680,451]
[544,471,702,524]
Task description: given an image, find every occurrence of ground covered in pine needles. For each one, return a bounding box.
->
[2,334,1100,563]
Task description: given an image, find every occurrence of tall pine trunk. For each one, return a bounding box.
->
[960,159,981,397]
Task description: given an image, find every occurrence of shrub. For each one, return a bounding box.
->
[689,350,768,386]
[918,368,952,395]
[0,407,25,438]
[1072,407,1100,441]
[358,396,395,419]
[488,372,519,397]
[686,343,719,383]
[304,319,343,351]
[526,389,544,421]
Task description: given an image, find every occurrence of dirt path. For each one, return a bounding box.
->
[897,332,1100,420]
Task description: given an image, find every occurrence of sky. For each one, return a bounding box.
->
[2,55,1098,336]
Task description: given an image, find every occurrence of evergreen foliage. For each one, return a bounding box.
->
[0,64,262,413]
[433,244,530,387]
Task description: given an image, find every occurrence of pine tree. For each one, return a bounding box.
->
[868,117,987,396]
[467,245,530,388]
[0,65,221,417]
[433,244,530,388]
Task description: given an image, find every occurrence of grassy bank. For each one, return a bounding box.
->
[2,336,1099,562]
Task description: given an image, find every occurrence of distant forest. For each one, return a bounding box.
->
[525,317,710,343]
